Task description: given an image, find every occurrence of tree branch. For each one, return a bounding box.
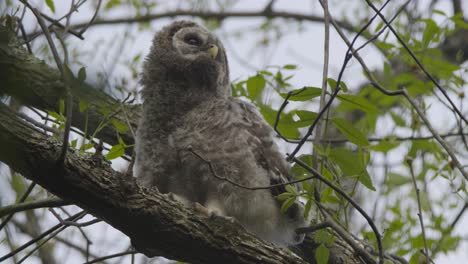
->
[0,26,139,153]
[0,197,69,218]
[0,102,308,264]
[69,10,355,33]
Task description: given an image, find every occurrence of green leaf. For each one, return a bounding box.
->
[303,199,312,218]
[11,173,26,199]
[81,142,94,151]
[432,9,446,16]
[331,118,370,146]
[70,139,78,148]
[321,187,340,204]
[111,119,129,133]
[105,0,121,10]
[259,104,299,139]
[45,0,55,12]
[105,144,125,160]
[259,70,273,76]
[370,138,401,153]
[63,64,75,84]
[291,155,314,178]
[273,70,292,87]
[327,78,348,92]
[79,101,89,112]
[314,229,332,243]
[291,110,318,128]
[315,244,330,264]
[329,148,375,191]
[283,64,297,70]
[420,18,440,47]
[336,94,380,114]
[78,67,87,82]
[59,99,65,115]
[47,111,63,121]
[276,192,293,201]
[390,112,406,127]
[279,87,322,101]
[285,185,299,196]
[355,169,376,191]
[374,21,384,33]
[132,54,141,63]
[117,135,126,146]
[246,75,266,100]
[280,196,296,214]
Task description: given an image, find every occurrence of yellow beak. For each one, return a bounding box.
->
[207,45,219,59]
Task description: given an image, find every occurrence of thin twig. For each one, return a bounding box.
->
[83,250,138,264]
[317,204,377,264]
[363,0,468,126]
[0,197,68,218]
[52,236,104,262]
[78,0,102,35]
[314,0,331,150]
[39,12,84,39]
[188,147,315,190]
[278,132,468,144]
[65,10,355,34]
[18,22,33,54]
[292,156,384,264]
[355,0,410,53]
[295,221,331,234]
[323,0,468,181]
[287,0,392,164]
[407,157,430,264]
[273,87,308,143]
[16,225,67,264]
[20,0,73,164]
[16,111,59,134]
[431,201,468,256]
[0,211,86,262]
[0,182,36,231]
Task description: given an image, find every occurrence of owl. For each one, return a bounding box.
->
[134,20,306,246]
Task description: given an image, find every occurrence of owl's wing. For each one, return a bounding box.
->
[231,99,303,218]
[231,100,295,192]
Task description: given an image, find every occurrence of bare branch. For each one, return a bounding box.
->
[0,197,68,218]
[406,157,430,264]
[0,182,36,231]
[84,250,138,264]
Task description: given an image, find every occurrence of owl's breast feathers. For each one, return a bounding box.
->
[175,98,298,210]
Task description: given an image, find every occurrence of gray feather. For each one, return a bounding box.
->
[134,20,306,246]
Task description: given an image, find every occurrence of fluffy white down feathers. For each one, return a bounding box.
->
[134,20,306,246]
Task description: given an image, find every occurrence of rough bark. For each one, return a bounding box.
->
[0,103,311,264]
[0,27,139,151]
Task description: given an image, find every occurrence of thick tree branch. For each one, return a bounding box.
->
[0,27,139,151]
[0,102,308,264]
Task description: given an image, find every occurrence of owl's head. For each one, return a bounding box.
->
[142,21,229,96]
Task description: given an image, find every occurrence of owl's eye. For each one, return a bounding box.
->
[184,35,201,46]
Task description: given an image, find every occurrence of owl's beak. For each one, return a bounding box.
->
[207,44,219,59]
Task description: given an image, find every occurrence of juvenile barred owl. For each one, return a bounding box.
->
[134,20,306,246]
